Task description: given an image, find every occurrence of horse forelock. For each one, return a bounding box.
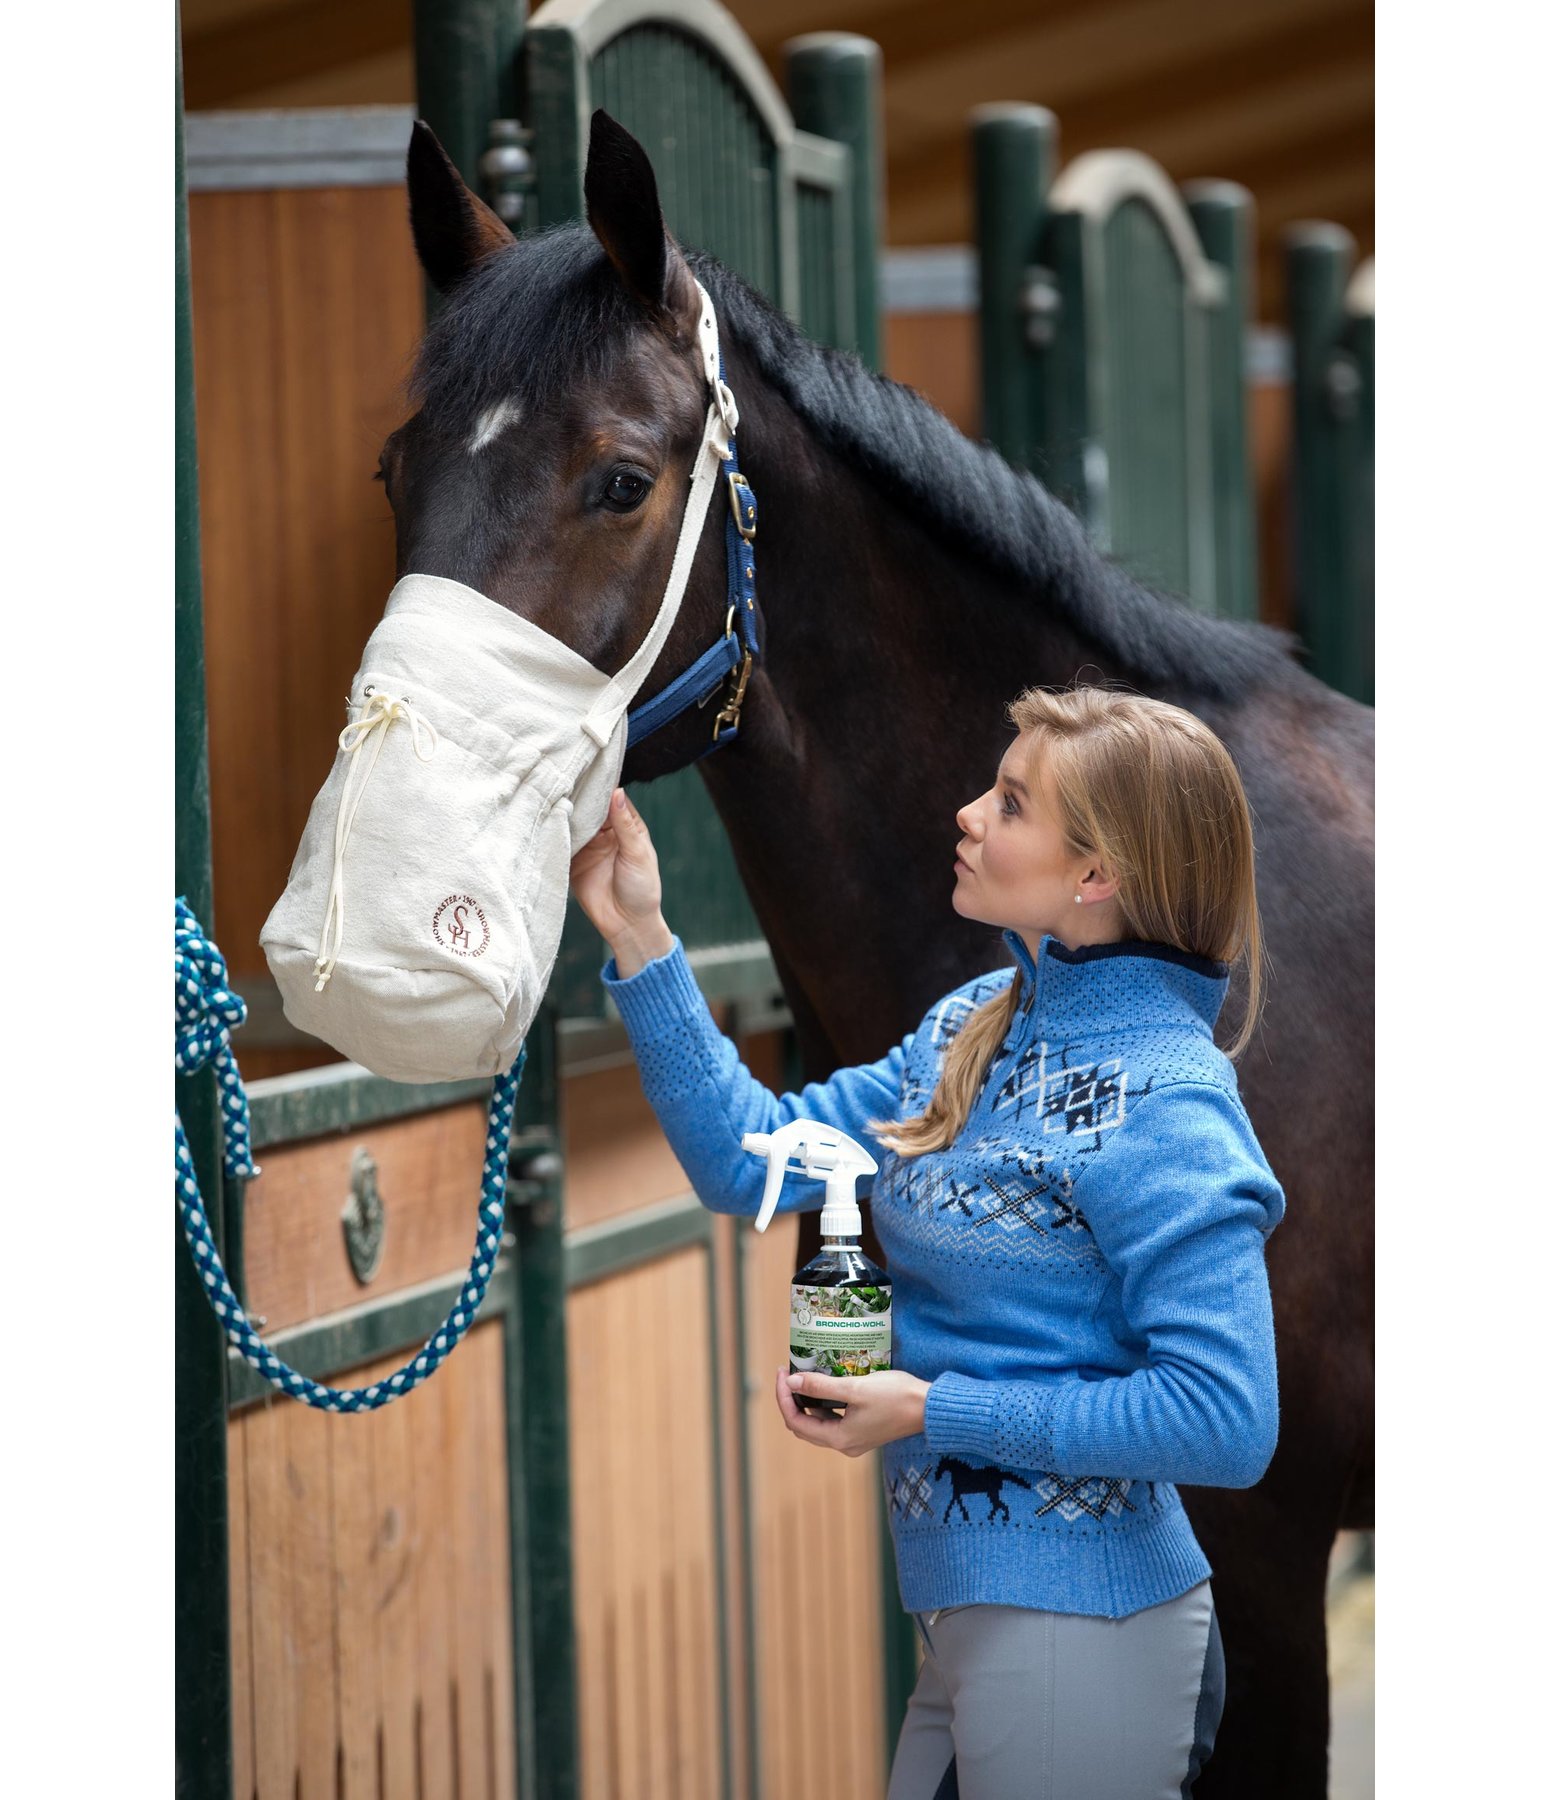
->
[408,224,643,432]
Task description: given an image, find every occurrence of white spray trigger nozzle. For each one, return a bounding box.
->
[742,1120,879,1237]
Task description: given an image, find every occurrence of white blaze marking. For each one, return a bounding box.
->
[469,398,522,454]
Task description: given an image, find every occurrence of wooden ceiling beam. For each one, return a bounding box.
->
[966,8,1367,165]
[747,0,1098,75]
[182,0,410,110]
[1194,119,1373,208]
[884,62,1370,227]
[877,0,1364,160]
[887,95,1370,240]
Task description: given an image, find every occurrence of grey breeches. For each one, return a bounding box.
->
[885,1582,1224,1800]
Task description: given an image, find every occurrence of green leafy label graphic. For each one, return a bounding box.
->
[789,1283,891,1376]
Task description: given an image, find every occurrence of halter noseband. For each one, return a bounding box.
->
[623,282,761,758]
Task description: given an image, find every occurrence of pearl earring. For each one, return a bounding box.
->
[1073,893,1083,904]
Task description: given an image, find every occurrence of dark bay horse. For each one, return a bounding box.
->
[391,112,1373,1798]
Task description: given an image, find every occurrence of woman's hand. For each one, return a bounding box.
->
[569,788,673,974]
[774,1369,931,1457]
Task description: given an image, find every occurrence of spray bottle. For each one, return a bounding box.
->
[743,1122,892,1419]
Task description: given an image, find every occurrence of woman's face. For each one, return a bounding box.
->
[952,733,1106,944]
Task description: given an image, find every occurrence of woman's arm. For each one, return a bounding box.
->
[923,1081,1285,1489]
[572,788,912,1218]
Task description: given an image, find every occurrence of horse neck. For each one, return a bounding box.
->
[695,370,1104,1064]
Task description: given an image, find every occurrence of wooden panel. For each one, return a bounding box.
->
[711,1211,752,1800]
[242,1099,489,1331]
[567,1248,723,1800]
[562,1026,791,1234]
[884,310,979,438]
[187,182,423,1082]
[375,1390,420,1800]
[562,1061,696,1235]
[228,1322,516,1799]
[745,1213,888,1800]
[409,1347,458,1795]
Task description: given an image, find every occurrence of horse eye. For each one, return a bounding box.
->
[603,468,651,511]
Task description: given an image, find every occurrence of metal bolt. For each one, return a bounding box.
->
[479,120,536,227]
[1324,351,1362,423]
[1019,266,1061,350]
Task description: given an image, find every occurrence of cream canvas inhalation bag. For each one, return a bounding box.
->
[261,280,740,1082]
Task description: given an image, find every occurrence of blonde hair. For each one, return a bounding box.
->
[875,686,1264,1159]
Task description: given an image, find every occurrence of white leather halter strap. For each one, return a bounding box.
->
[580,278,737,749]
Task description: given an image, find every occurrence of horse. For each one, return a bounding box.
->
[933,1456,1035,1524]
[387,111,1373,1798]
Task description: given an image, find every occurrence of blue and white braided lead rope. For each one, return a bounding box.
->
[174,897,524,1412]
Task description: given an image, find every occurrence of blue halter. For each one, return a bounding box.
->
[624,344,761,757]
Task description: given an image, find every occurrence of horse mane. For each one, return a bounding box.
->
[687,250,1295,699]
[410,223,1295,700]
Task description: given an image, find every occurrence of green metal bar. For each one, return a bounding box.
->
[525,19,587,230]
[1347,273,1374,704]
[248,1063,497,1150]
[175,26,235,1800]
[1185,180,1260,622]
[971,103,1059,471]
[1285,222,1357,694]
[1042,205,1097,528]
[412,0,525,194]
[225,1264,518,1410]
[506,1006,580,1800]
[784,34,885,369]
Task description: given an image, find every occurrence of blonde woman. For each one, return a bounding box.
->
[570,686,1283,1800]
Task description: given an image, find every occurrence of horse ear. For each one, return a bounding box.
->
[407,120,514,294]
[584,109,698,331]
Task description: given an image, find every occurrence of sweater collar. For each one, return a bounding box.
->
[1001,929,1230,1040]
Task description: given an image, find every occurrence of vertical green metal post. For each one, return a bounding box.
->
[1347,264,1374,703]
[1285,222,1358,693]
[972,104,1059,472]
[1185,180,1260,622]
[412,0,525,190]
[506,1007,581,1800]
[784,34,885,370]
[175,26,234,1800]
[413,0,528,313]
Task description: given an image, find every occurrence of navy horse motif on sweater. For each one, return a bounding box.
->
[934,1456,1034,1524]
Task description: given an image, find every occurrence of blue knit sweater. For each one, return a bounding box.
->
[601,929,1284,1620]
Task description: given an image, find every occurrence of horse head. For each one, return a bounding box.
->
[391,110,759,783]
[261,111,760,1080]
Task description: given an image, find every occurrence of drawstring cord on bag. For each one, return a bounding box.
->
[314,687,439,991]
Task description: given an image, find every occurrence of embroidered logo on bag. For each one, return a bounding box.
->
[432,893,490,959]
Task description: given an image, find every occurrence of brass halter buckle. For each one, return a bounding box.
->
[712,648,755,742]
[726,470,757,541]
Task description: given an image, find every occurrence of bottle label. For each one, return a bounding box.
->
[789,1284,892,1376]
